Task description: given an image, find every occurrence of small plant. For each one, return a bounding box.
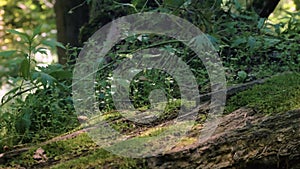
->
[0,26,78,148]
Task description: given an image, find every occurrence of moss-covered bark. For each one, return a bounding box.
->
[147,108,300,169]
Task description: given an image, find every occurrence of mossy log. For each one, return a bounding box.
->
[146,108,300,169]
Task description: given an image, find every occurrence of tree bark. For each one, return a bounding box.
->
[295,0,300,11]
[251,0,280,18]
[54,0,89,64]
[146,108,300,169]
[79,0,133,44]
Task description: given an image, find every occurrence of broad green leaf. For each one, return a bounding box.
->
[21,109,32,128]
[263,38,281,48]
[31,72,40,80]
[1,112,11,122]
[233,0,242,10]
[34,47,48,55]
[7,29,26,36]
[239,14,255,20]
[49,70,72,80]
[33,25,42,37]
[40,72,55,87]
[232,37,247,47]
[15,109,32,134]
[20,58,30,79]
[7,29,30,42]
[237,70,247,81]
[274,23,282,35]
[206,34,220,50]
[247,36,256,50]
[0,50,17,57]
[42,39,65,49]
[257,18,265,29]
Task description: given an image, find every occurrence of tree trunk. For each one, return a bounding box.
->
[251,0,280,18]
[54,0,89,64]
[79,0,133,44]
[295,0,300,11]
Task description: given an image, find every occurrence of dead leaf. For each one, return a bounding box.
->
[33,147,48,163]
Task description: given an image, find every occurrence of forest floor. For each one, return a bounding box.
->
[1,72,300,169]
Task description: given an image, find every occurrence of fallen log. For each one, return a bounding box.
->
[146,108,300,169]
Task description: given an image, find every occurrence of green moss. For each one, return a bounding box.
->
[50,149,140,169]
[50,146,147,169]
[1,133,146,168]
[226,73,300,114]
[139,127,166,137]
[42,133,97,161]
[40,132,147,168]
[102,111,123,121]
[0,133,96,167]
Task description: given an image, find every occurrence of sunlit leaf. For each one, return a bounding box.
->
[7,29,30,42]
[34,47,48,55]
[0,50,17,57]
[42,39,65,49]
[39,72,56,87]
[33,25,42,37]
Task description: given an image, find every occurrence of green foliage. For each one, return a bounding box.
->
[0,27,78,150]
[92,0,300,114]
[1,26,65,104]
[206,2,300,83]
[0,0,56,48]
[0,0,56,85]
[93,34,207,117]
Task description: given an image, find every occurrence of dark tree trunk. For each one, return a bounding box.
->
[54,0,89,64]
[79,0,133,44]
[252,0,280,18]
[295,0,300,11]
